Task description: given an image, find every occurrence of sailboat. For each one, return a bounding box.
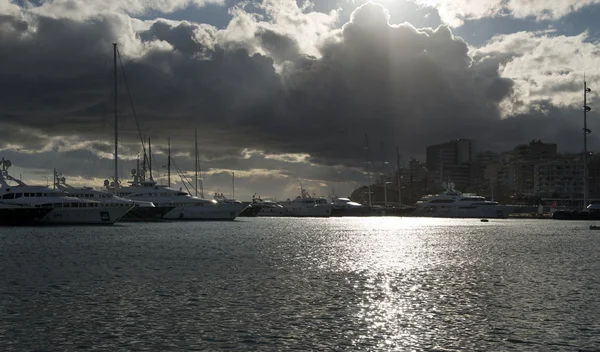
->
[110,131,247,221]
[99,43,246,220]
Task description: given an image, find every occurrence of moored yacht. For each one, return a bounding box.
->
[280,189,332,217]
[331,197,370,217]
[0,159,133,225]
[108,167,247,221]
[412,182,515,219]
[249,197,288,217]
[53,172,174,222]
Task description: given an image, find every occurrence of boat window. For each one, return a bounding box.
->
[429,199,455,203]
[15,193,22,198]
[63,203,70,207]
[35,193,41,197]
[177,192,188,196]
[2,193,14,199]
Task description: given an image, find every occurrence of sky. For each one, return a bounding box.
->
[1,0,600,200]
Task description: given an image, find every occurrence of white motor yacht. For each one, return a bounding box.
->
[53,172,174,222]
[107,168,247,221]
[0,159,133,225]
[330,197,370,217]
[251,197,288,217]
[280,189,332,217]
[412,182,515,219]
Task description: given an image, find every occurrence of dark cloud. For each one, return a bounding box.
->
[0,1,596,199]
[254,27,302,63]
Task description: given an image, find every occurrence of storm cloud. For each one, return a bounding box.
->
[0,0,598,198]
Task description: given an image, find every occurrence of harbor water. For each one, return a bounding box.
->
[1,218,599,351]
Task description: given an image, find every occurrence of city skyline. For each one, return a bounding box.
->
[1,0,600,200]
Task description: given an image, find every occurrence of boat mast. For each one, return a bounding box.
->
[167,137,171,187]
[195,128,198,197]
[396,145,402,207]
[232,172,235,200]
[364,134,372,207]
[381,141,388,209]
[113,43,118,192]
[148,137,153,181]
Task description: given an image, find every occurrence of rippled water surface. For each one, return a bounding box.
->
[1,218,599,351]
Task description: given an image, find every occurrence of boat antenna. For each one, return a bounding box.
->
[113,43,118,192]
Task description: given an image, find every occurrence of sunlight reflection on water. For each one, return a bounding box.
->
[0,218,599,351]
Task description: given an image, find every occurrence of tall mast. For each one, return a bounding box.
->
[232,172,235,200]
[396,145,402,207]
[364,134,372,207]
[113,43,118,191]
[167,137,171,187]
[381,141,388,209]
[136,157,140,185]
[148,137,153,180]
[195,129,198,197]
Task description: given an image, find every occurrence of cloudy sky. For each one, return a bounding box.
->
[1,0,600,200]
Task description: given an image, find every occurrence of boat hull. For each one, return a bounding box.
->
[331,207,371,217]
[37,206,133,225]
[552,210,600,220]
[238,205,264,217]
[256,207,289,217]
[0,207,52,226]
[410,205,515,219]
[162,203,247,220]
[120,206,175,222]
[282,205,332,217]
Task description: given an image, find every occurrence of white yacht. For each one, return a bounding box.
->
[0,159,133,225]
[107,168,247,221]
[280,189,332,217]
[412,182,515,219]
[330,197,369,217]
[251,197,288,217]
[53,172,174,222]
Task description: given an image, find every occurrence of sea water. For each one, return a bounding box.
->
[1,218,599,351]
